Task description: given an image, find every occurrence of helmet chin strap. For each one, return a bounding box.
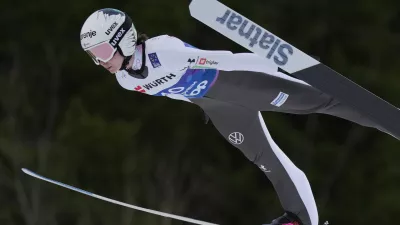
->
[116,46,132,71]
[120,55,132,71]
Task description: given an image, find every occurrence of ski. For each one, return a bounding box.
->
[188,0,400,139]
[21,168,218,225]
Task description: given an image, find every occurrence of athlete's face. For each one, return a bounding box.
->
[99,51,124,74]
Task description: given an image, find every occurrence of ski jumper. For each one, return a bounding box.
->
[115,35,393,225]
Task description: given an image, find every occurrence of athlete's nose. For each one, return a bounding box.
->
[99,61,109,67]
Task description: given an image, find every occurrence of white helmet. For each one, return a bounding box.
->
[80,8,137,65]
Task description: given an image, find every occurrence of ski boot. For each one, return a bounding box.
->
[263,211,303,225]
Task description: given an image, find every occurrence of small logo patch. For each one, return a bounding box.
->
[148,53,161,68]
[228,132,244,144]
[134,86,146,93]
[259,165,271,172]
[271,92,289,107]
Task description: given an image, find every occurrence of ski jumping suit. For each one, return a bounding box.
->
[114,35,393,225]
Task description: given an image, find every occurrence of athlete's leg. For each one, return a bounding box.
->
[192,97,318,225]
[205,70,396,139]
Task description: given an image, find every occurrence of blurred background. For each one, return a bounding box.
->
[1,0,400,224]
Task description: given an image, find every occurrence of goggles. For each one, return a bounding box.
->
[85,42,117,65]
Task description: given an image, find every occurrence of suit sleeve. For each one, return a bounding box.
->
[155,37,279,75]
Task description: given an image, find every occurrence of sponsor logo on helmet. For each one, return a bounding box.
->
[110,28,126,47]
[216,9,294,66]
[105,22,118,35]
[80,30,97,40]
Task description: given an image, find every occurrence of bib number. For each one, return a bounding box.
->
[161,80,209,97]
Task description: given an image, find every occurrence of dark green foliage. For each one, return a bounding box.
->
[1,0,399,224]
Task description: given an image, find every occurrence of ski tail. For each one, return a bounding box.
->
[188,0,400,139]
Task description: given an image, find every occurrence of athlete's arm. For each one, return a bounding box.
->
[149,35,309,85]
[150,35,276,73]
[158,47,279,74]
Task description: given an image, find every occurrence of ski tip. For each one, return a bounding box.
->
[21,168,32,175]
